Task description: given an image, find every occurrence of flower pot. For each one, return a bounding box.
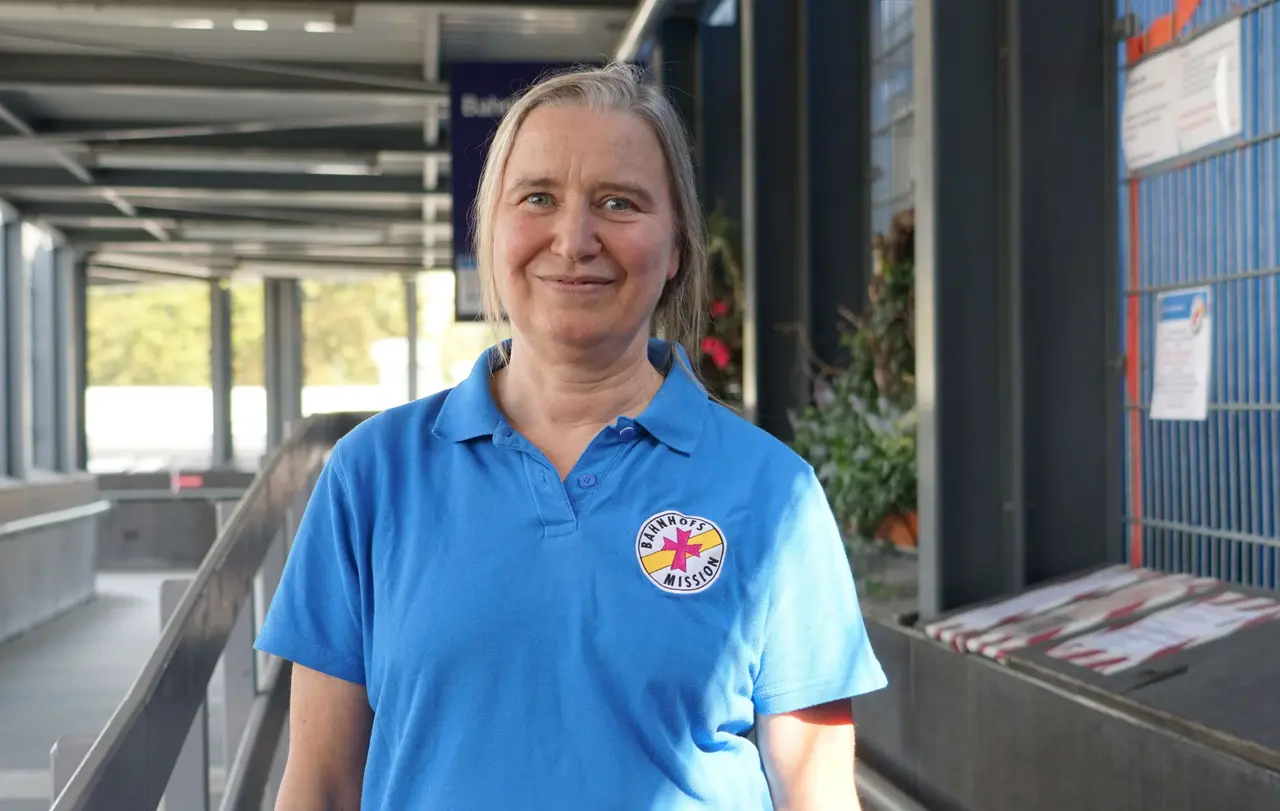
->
[875,510,918,552]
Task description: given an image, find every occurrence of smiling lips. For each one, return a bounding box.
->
[540,275,613,289]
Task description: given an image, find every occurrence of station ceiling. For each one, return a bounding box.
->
[0,0,656,284]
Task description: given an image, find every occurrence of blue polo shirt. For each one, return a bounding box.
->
[255,338,886,810]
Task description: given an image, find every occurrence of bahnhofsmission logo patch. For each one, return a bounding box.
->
[635,510,726,594]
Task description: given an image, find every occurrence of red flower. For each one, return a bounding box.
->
[710,299,731,318]
[701,336,731,370]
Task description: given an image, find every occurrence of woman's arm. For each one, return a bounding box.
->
[275,664,373,811]
[757,698,861,811]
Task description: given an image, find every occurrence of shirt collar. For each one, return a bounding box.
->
[432,338,709,454]
[631,338,708,454]
[431,346,506,442]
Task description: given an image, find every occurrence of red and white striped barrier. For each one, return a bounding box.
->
[923,565,1155,653]
[964,573,1220,663]
[1046,591,1280,676]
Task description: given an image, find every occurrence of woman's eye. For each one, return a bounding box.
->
[604,197,633,212]
[524,193,552,206]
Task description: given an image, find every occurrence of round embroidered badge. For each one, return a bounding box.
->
[635,510,727,595]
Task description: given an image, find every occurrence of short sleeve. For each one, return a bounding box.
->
[254,445,367,685]
[752,466,888,715]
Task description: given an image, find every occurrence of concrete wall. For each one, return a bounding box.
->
[0,476,104,645]
[94,471,252,571]
[96,499,221,571]
[852,613,1280,811]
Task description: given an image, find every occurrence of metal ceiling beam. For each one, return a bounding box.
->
[32,121,436,152]
[0,112,429,149]
[0,28,447,94]
[0,166,442,194]
[0,96,175,240]
[18,200,434,226]
[234,259,437,277]
[0,54,446,99]
[63,231,450,249]
[78,146,445,177]
[92,251,212,278]
[0,100,91,184]
[12,190,436,211]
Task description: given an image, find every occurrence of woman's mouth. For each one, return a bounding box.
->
[540,275,614,293]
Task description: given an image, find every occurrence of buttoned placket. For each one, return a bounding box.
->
[494,417,644,538]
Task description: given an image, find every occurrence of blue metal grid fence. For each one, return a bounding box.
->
[1121,0,1279,589]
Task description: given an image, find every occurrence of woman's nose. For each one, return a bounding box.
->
[550,201,602,262]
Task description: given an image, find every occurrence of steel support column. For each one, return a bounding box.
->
[914,0,1012,616]
[405,276,419,401]
[66,254,87,471]
[50,247,74,472]
[1014,0,1120,583]
[30,235,57,471]
[211,279,234,466]
[696,15,742,223]
[2,215,29,478]
[263,279,303,452]
[651,15,700,150]
[802,0,871,367]
[914,0,1118,617]
[741,0,807,438]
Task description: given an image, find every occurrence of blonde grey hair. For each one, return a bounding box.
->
[470,61,708,364]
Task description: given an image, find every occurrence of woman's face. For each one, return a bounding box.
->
[492,105,680,357]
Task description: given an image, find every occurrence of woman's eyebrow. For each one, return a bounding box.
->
[507,176,558,195]
[597,182,655,206]
[505,177,655,207]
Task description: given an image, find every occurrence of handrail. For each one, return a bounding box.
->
[50,411,372,811]
[101,487,249,502]
[0,500,111,539]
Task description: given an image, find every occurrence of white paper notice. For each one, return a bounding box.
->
[1150,287,1213,421]
[1121,18,1242,172]
[1122,52,1181,170]
[1175,18,1244,156]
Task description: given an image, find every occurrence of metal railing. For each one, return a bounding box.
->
[48,412,371,811]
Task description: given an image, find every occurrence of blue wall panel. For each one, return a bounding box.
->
[1120,1,1279,589]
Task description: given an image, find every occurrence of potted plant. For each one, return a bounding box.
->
[697,205,746,409]
[791,209,917,552]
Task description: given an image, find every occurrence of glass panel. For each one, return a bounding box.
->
[300,274,409,417]
[84,276,212,472]
[231,278,266,468]
[416,269,507,396]
[23,222,56,471]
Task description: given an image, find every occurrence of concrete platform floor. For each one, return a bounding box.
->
[0,571,230,811]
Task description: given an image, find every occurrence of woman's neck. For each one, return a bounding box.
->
[493,335,664,436]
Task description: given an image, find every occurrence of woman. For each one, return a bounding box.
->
[257,62,886,810]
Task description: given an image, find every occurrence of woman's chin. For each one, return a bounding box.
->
[535,318,633,353]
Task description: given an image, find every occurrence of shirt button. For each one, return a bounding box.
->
[578,473,597,488]
[618,426,636,440]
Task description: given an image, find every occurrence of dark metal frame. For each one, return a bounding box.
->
[2,209,30,478]
[912,0,1121,616]
[211,279,234,466]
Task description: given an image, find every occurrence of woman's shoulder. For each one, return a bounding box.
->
[696,400,819,509]
[700,399,813,472]
[328,388,454,475]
